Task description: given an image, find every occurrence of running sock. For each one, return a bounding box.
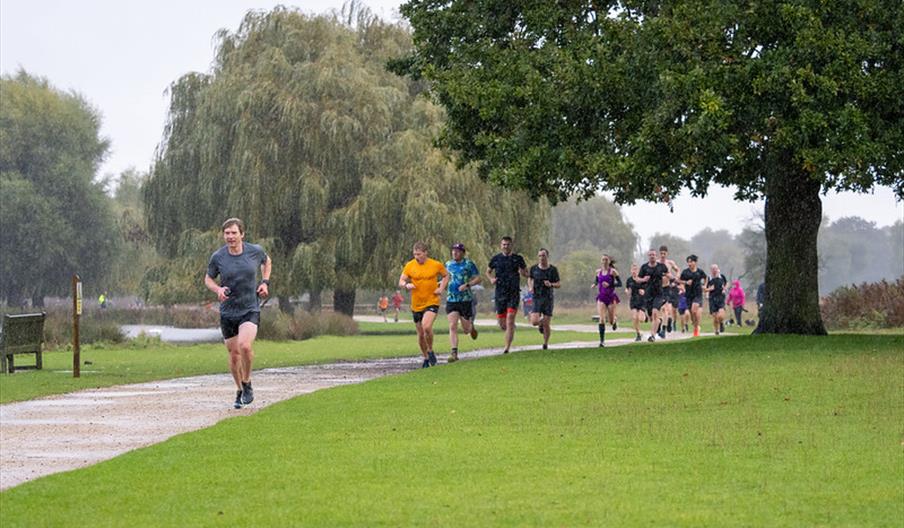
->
[451,347,458,353]
[667,318,673,332]
[598,323,606,343]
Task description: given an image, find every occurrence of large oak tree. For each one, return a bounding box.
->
[393,0,903,334]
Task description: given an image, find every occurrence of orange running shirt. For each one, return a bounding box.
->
[402,258,448,312]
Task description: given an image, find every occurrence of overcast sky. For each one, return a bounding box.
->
[2,0,901,245]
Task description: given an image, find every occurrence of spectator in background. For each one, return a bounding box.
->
[378,294,390,322]
[728,280,746,327]
[392,289,404,322]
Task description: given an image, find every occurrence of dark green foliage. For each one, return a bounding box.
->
[0,71,119,305]
[395,0,904,334]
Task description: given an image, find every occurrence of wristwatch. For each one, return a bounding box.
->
[261,279,270,286]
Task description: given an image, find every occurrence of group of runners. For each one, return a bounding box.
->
[614,246,739,345]
[204,218,747,407]
[396,237,561,367]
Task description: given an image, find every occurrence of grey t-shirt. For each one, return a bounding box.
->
[206,243,269,318]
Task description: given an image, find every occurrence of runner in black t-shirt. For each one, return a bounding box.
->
[624,263,646,342]
[706,264,728,335]
[679,254,708,337]
[658,245,681,337]
[528,248,561,350]
[637,249,671,342]
[487,236,528,354]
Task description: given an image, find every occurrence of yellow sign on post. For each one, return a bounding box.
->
[76,281,82,316]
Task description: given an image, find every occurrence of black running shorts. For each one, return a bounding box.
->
[412,305,439,324]
[709,295,726,314]
[445,301,473,319]
[494,289,520,314]
[532,296,554,316]
[220,311,260,340]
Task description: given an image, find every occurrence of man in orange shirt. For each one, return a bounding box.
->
[399,241,449,367]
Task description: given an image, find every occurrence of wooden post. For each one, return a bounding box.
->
[72,274,81,378]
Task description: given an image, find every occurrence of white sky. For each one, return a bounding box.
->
[2,0,901,244]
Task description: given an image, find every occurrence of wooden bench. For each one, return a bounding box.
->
[1,313,46,373]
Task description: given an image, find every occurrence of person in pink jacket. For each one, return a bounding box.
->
[728,280,746,327]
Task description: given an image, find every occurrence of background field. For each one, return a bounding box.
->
[1,335,901,527]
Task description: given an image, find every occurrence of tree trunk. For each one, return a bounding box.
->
[31,293,45,308]
[278,295,294,314]
[308,288,322,313]
[333,288,356,316]
[754,162,827,335]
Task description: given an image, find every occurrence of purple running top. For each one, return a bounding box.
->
[596,270,620,305]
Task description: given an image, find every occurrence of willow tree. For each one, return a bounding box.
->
[145,6,547,315]
[394,1,903,334]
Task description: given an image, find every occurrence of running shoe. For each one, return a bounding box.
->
[233,390,243,409]
[422,358,430,368]
[693,326,700,337]
[612,321,618,331]
[428,351,438,366]
[448,351,459,363]
[542,344,548,350]
[503,349,510,354]
[470,326,478,340]
[648,335,656,343]
[634,334,642,342]
[720,322,725,333]
[599,342,605,348]
[658,327,666,339]
[241,381,254,405]
[538,325,544,334]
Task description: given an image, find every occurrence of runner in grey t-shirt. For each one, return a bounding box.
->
[204,218,272,409]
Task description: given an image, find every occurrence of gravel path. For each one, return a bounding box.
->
[0,332,703,490]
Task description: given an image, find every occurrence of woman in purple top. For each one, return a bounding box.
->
[592,255,621,347]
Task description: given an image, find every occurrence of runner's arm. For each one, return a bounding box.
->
[204,274,229,302]
[398,273,414,290]
[257,256,272,298]
[436,272,450,295]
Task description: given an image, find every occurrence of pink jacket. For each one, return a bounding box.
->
[728,281,745,308]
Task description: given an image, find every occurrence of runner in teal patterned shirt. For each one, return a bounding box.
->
[445,243,481,363]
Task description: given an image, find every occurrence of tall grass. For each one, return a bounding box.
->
[821,277,904,329]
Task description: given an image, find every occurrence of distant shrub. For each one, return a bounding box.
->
[257,309,358,341]
[89,305,219,328]
[17,306,127,349]
[820,277,904,329]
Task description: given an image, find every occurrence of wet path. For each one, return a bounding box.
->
[0,333,704,490]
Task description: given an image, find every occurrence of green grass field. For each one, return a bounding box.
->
[2,334,901,527]
[0,325,592,404]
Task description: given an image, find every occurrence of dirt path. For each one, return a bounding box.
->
[0,333,703,490]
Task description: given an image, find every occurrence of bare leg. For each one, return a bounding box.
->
[504,311,516,351]
[448,312,460,350]
[421,310,437,352]
[608,303,618,328]
[236,322,257,383]
[415,323,429,357]
[224,337,244,390]
[542,316,551,346]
